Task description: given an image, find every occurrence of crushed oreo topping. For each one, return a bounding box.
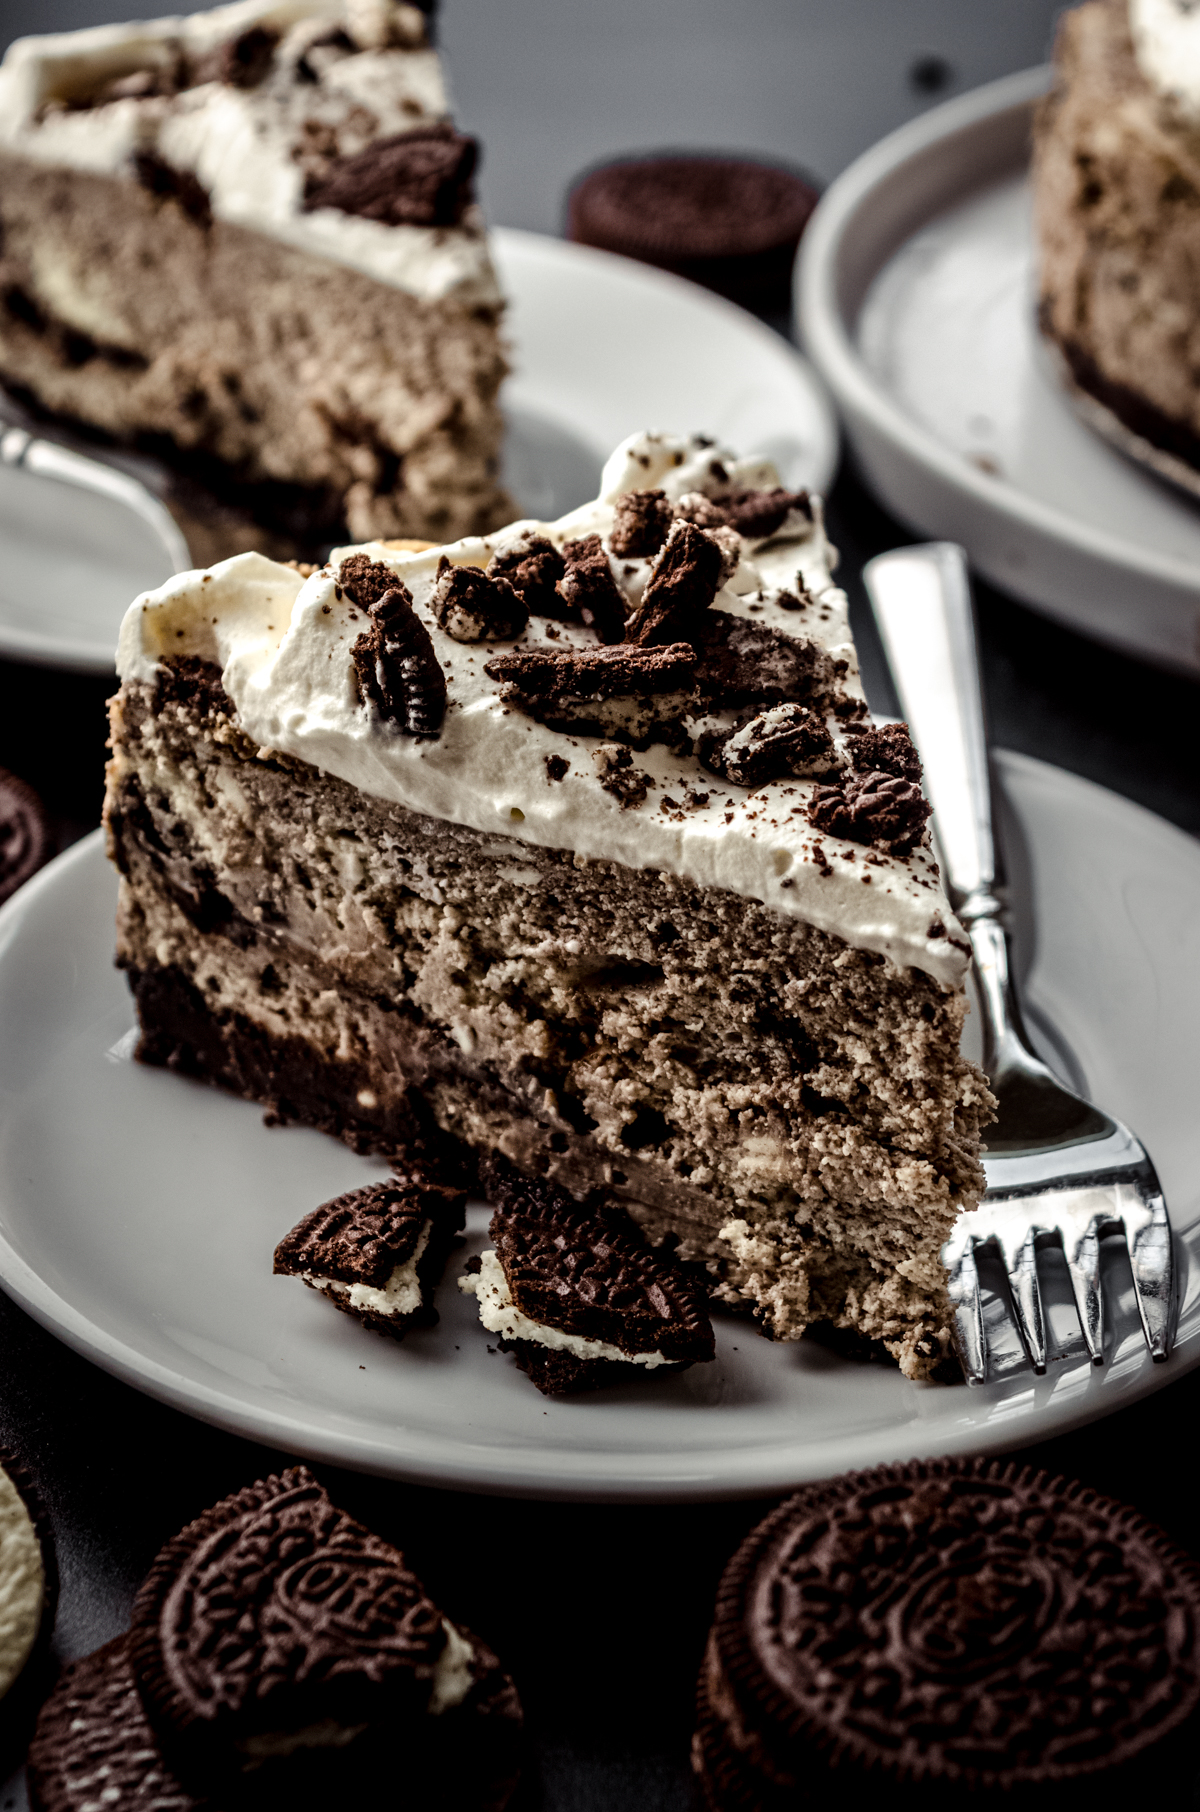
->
[808,768,932,857]
[132,153,212,229]
[337,553,400,608]
[193,25,279,89]
[487,533,566,618]
[672,490,728,529]
[624,520,726,646]
[556,535,627,643]
[700,704,841,789]
[429,557,527,643]
[848,720,923,781]
[544,754,570,782]
[302,123,478,228]
[608,488,674,558]
[592,745,651,809]
[694,614,834,709]
[351,581,446,737]
[485,642,695,747]
[720,487,810,539]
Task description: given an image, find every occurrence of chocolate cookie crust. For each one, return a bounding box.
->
[696,1458,1200,1807]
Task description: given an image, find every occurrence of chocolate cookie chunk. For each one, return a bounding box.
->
[0,1447,57,1758]
[485,641,696,748]
[807,766,931,857]
[128,1466,522,1803]
[567,154,818,317]
[624,520,726,646]
[608,488,673,558]
[303,124,478,229]
[0,770,52,907]
[27,1637,211,1812]
[274,1175,466,1338]
[693,615,834,710]
[699,703,841,789]
[350,581,446,737]
[556,534,627,643]
[695,1458,1200,1808]
[460,1162,715,1396]
[429,558,527,643]
[486,533,566,618]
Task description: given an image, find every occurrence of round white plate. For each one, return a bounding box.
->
[0,751,1196,1500]
[798,68,1200,678]
[0,227,836,676]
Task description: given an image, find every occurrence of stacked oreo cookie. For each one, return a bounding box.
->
[27,1467,522,1811]
[695,1457,1200,1808]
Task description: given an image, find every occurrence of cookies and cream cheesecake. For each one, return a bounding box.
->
[0,0,509,563]
[103,429,994,1379]
[1035,0,1200,487]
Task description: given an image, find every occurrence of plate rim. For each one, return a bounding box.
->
[0,750,1198,1501]
[796,64,1200,602]
[0,225,837,678]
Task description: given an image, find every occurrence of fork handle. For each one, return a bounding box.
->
[862,542,1027,1077]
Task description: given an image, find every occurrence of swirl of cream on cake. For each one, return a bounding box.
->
[116,430,970,986]
[1129,0,1200,118]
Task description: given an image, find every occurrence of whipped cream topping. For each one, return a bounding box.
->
[0,0,499,305]
[459,1251,673,1369]
[1130,0,1200,118]
[116,429,969,986]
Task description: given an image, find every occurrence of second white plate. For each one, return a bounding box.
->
[0,227,837,674]
[0,751,1197,1500]
[798,68,1200,678]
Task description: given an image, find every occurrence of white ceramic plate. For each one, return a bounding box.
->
[0,751,1196,1500]
[0,227,836,675]
[798,68,1200,678]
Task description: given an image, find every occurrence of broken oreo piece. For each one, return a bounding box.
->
[485,641,695,748]
[303,124,478,229]
[274,1175,466,1339]
[847,720,923,781]
[429,558,527,643]
[693,614,834,710]
[0,769,52,907]
[555,534,627,643]
[190,24,279,89]
[608,488,674,558]
[127,1466,522,1804]
[486,533,566,618]
[807,767,931,857]
[699,704,841,789]
[720,486,810,540]
[351,581,446,737]
[459,1163,715,1396]
[337,552,399,608]
[624,520,726,646]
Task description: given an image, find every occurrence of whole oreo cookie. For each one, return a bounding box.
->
[0,769,52,907]
[567,154,818,317]
[695,1458,1200,1808]
[127,1466,522,1804]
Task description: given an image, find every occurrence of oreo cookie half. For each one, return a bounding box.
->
[273,1173,466,1338]
[0,1445,57,1760]
[0,769,51,907]
[127,1466,521,1805]
[460,1161,715,1395]
[695,1457,1200,1809]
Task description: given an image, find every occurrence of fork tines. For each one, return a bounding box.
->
[943,1176,1173,1386]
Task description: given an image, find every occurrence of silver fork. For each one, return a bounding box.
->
[863,541,1175,1385]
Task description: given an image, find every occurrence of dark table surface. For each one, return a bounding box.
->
[3,452,1200,1810]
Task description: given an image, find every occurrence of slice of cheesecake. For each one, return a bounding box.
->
[0,0,509,564]
[104,429,994,1379]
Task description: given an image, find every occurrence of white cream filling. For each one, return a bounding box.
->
[459,1250,672,1369]
[1130,0,1200,118]
[308,1219,430,1317]
[0,0,499,305]
[429,1618,475,1715]
[114,429,969,987]
[0,1463,45,1700]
